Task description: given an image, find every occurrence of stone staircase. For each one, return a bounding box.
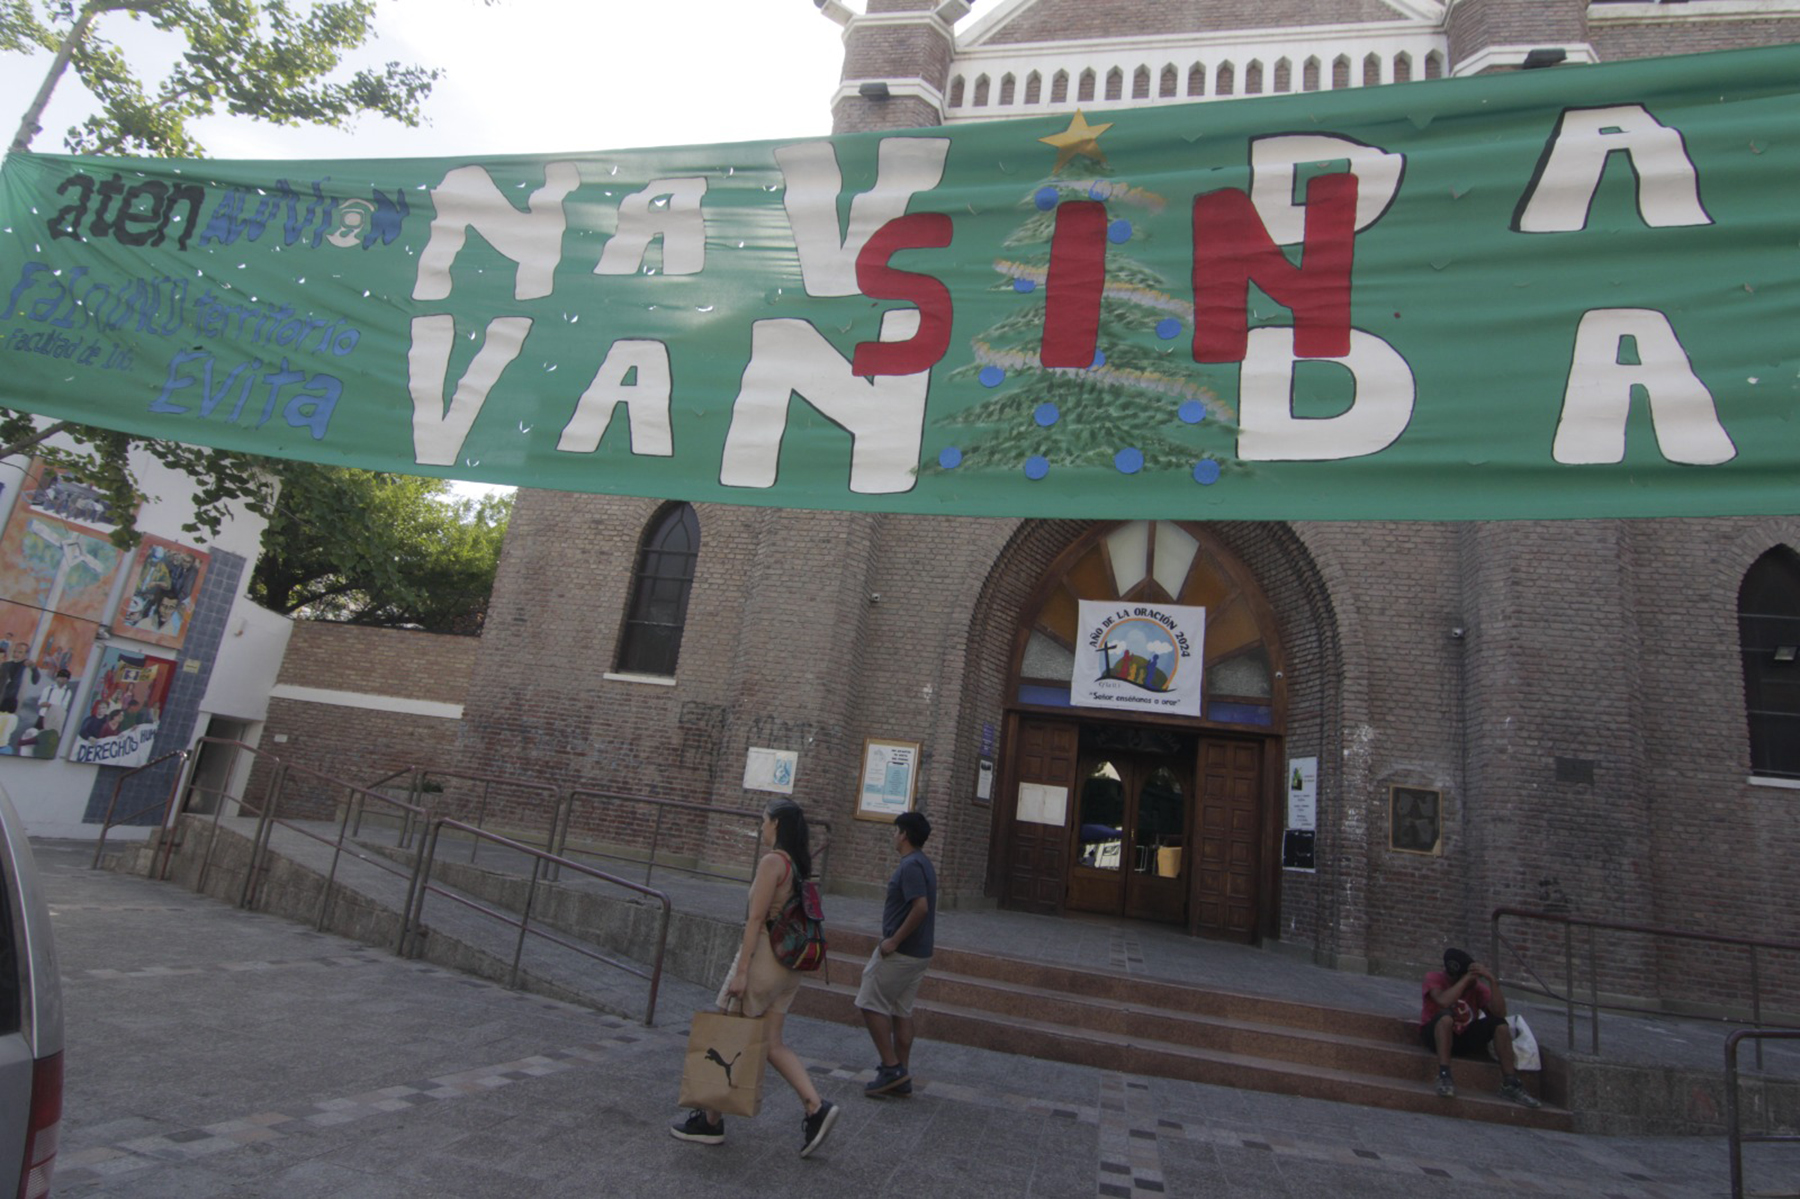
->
[793,929,1571,1130]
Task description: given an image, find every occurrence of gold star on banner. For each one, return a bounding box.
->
[1039,109,1114,173]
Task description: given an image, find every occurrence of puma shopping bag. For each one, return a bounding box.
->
[677,1007,768,1118]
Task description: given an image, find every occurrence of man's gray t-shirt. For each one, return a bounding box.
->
[883,851,937,958]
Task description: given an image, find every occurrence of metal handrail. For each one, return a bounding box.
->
[555,787,832,890]
[1491,907,1800,1062]
[351,766,559,859]
[1725,1029,1800,1199]
[88,747,193,869]
[401,818,672,1025]
[230,755,432,950]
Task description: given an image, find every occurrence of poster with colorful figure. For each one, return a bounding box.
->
[0,599,97,760]
[1073,599,1205,717]
[68,647,175,767]
[0,470,125,623]
[114,535,208,651]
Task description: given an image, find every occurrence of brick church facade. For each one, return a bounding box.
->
[448,0,1800,1007]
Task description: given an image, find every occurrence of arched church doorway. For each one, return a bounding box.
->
[990,521,1286,943]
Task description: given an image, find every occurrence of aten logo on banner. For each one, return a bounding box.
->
[1074,599,1205,717]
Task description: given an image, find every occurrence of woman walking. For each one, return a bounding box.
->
[672,799,840,1157]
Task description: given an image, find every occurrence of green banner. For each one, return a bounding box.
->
[5,43,1800,520]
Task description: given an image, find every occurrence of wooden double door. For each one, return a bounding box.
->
[1002,716,1267,941]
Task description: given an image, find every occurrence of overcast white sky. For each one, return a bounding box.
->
[1,0,854,499]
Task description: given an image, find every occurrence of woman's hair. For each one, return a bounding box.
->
[764,799,813,885]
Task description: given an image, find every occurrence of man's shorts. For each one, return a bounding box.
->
[1421,1010,1500,1057]
[854,946,931,1017]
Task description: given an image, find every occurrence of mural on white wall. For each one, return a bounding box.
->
[68,647,175,767]
[114,535,209,652]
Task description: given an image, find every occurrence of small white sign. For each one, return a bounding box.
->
[1286,757,1318,830]
[1017,782,1069,827]
[975,758,994,801]
[743,747,797,794]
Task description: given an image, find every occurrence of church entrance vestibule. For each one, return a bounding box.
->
[990,521,1286,944]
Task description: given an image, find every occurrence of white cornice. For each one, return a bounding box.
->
[952,21,1447,65]
[1588,0,1800,21]
[845,7,959,43]
[962,1,1445,49]
[269,684,463,721]
[1451,43,1599,75]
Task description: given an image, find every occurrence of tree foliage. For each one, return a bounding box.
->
[249,464,511,635]
[5,0,439,156]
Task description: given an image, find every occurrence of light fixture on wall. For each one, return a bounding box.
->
[1521,48,1568,70]
[859,81,893,100]
[1774,645,1798,663]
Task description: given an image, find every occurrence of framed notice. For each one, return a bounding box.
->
[856,738,920,822]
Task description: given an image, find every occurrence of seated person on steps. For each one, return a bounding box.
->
[1421,947,1541,1109]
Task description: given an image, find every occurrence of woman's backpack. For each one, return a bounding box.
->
[767,876,828,972]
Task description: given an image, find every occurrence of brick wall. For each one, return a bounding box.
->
[247,622,477,820]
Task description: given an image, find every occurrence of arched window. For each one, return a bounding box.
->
[1333,55,1351,89]
[1364,53,1382,87]
[1026,71,1043,104]
[1133,65,1151,100]
[616,503,699,677]
[1394,52,1413,83]
[1273,58,1291,93]
[1740,548,1800,778]
[999,73,1016,105]
[973,74,990,106]
[1051,70,1070,103]
[1245,60,1264,95]
[1079,68,1097,102]
[1187,63,1205,97]
[1160,64,1179,98]
[1106,66,1124,101]
[1216,61,1235,96]
[1303,57,1321,92]
[1425,51,1445,79]
[948,75,966,107]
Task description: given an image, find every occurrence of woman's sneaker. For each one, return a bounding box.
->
[671,1110,725,1144]
[800,1099,840,1158]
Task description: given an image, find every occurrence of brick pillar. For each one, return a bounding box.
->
[1446,0,1588,73]
[830,0,964,133]
[1455,520,1658,997]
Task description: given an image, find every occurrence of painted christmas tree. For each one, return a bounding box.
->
[936,112,1238,486]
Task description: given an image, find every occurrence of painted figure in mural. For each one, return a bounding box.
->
[0,641,44,750]
[671,799,840,1157]
[35,669,77,758]
[857,810,937,1099]
[1420,947,1540,1108]
[131,591,183,638]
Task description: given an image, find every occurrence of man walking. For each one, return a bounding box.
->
[858,811,936,1097]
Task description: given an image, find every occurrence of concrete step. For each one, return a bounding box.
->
[808,933,1568,1130]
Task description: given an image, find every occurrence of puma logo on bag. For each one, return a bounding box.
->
[705,1047,743,1087]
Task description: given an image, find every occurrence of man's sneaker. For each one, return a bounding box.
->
[670,1110,725,1144]
[865,1063,911,1096]
[1500,1078,1542,1109]
[800,1099,839,1158]
[889,1075,913,1097]
[1435,1069,1456,1098]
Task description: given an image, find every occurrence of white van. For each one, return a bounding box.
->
[0,785,61,1197]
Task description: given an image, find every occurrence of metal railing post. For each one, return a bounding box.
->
[646,804,665,887]
[317,784,361,932]
[1749,945,1763,1071]
[1564,921,1577,1052]
[397,818,442,958]
[238,764,285,909]
[1726,1030,1745,1199]
[1586,924,1600,1055]
[471,781,491,865]
[509,854,546,990]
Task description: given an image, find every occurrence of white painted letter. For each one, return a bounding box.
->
[1554,308,1734,465]
[720,311,928,493]
[776,138,951,297]
[593,177,710,276]
[1237,327,1414,460]
[556,340,674,456]
[408,314,532,466]
[414,163,581,301]
[1249,134,1405,245]
[1514,106,1711,232]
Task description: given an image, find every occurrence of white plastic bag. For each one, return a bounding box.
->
[1507,1014,1541,1072]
